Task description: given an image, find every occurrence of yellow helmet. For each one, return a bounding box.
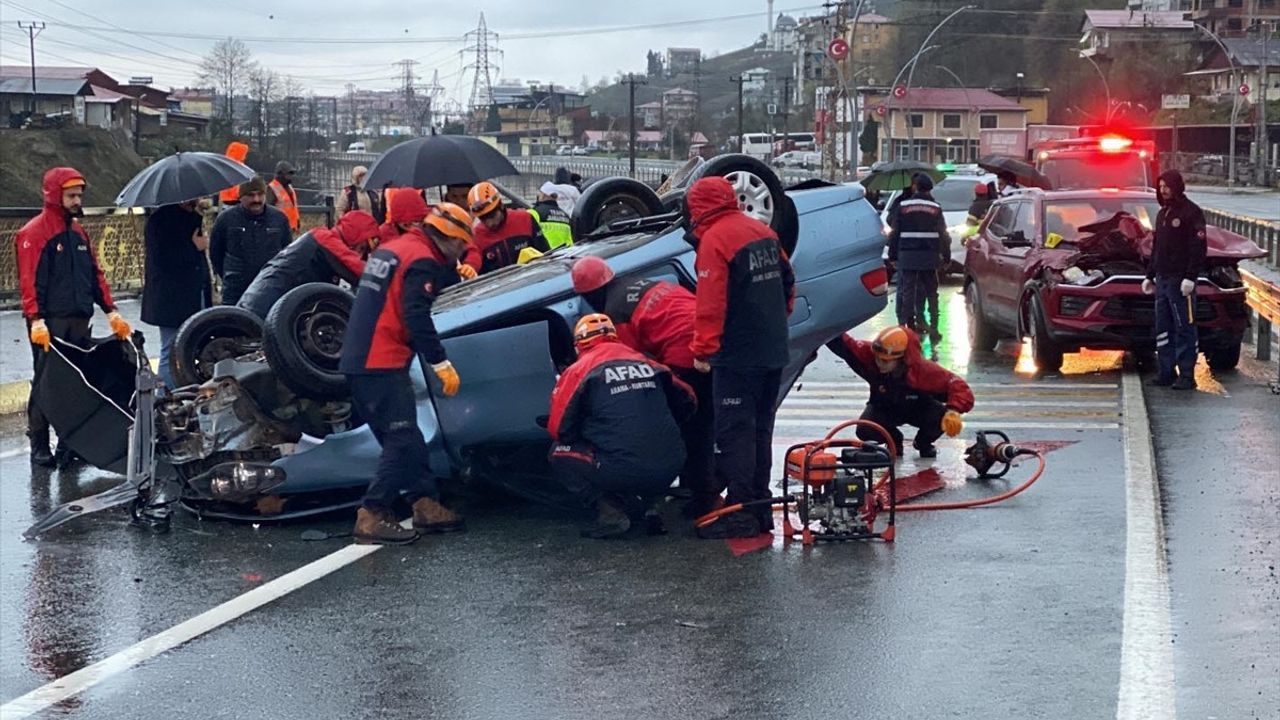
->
[517,247,544,265]
[871,326,910,361]
[573,313,617,351]
[423,202,474,245]
[467,181,502,217]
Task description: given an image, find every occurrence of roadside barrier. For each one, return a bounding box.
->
[1205,208,1280,270]
[1242,266,1280,391]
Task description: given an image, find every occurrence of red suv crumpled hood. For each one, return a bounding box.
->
[1040,214,1266,271]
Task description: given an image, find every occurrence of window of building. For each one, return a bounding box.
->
[942,113,962,130]
[1228,0,1243,7]
[1227,18,1242,31]
[908,113,924,128]
[979,114,998,129]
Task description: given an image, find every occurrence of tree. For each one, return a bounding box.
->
[247,67,280,149]
[646,50,663,78]
[198,37,255,126]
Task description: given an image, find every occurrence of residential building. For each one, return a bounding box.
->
[665,48,702,77]
[773,14,799,53]
[1080,10,1195,59]
[1129,0,1189,9]
[172,87,215,117]
[865,87,1029,163]
[1187,35,1280,103]
[0,76,91,123]
[0,66,135,130]
[1190,0,1280,38]
[662,87,699,123]
[989,85,1052,125]
[637,101,663,129]
[740,67,772,93]
[846,13,895,72]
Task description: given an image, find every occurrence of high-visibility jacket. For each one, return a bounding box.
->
[269,179,300,231]
[219,142,249,204]
[530,199,573,250]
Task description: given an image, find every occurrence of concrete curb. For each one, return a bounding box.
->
[0,379,29,416]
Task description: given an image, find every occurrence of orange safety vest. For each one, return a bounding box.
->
[269,178,300,230]
[219,141,250,204]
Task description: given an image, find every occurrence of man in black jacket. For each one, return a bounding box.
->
[141,200,211,389]
[209,176,292,306]
[887,173,949,333]
[1144,169,1206,390]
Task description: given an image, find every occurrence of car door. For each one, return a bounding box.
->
[968,201,1013,323]
[984,201,1036,329]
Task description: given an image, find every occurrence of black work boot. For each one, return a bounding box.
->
[915,443,938,459]
[643,509,667,536]
[353,507,419,546]
[30,433,54,468]
[1171,376,1196,391]
[411,497,466,534]
[53,443,82,469]
[695,509,761,539]
[1147,376,1174,387]
[581,497,631,539]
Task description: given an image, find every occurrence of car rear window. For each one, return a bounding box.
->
[1044,198,1160,245]
[1039,154,1149,190]
[930,178,983,212]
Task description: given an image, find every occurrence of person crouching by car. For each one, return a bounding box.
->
[142,198,211,390]
[236,210,380,319]
[1144,169,1206,391]
[547,314,696,539]
[464,181,551,275]
[825,325,973,459]
[570,256,713,520]
[17,167,131,467]
[339,193,474,545]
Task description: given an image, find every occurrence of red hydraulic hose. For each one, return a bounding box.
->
[894,451,1046,512]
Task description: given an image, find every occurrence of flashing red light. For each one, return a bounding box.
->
[1098,135,1133,153]
[1099,187,1120,193]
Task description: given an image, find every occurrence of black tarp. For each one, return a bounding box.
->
[36,337,138,474]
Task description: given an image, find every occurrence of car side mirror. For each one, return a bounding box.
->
[1003,230,1030,247]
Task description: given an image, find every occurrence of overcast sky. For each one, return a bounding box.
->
[0,0,824,101]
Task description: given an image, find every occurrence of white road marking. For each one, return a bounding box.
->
[0,533,395,719]
[1115,371,1176,720]
[0,447,29,460]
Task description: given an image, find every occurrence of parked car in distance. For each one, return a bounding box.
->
[346,141,367,153]
[963,187,1265,373]
[773,151,822,170]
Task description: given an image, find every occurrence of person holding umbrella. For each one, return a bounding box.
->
[16,167,131,466]
[141,199,211,390]
[887,172,949,334]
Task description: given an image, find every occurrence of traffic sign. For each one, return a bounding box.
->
[1239,83,1250,96]
[892,85,907,100]
[828,37,850,61]
[767,102,778,116]
[1161,94,1190,110]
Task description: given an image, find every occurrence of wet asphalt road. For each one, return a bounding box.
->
[0,291,1275,719]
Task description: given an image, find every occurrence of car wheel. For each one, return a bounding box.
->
[171,306,265,387]
[1205,337,1242,371]
[570,176,665,238]
[1025,295,1064,373]
[694,154,798,254]
[263,283,354,400]
[966,281,998,352]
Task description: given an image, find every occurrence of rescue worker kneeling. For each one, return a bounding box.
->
[547,314,697,539]
[339,192,473,545]
[825,326,973,459]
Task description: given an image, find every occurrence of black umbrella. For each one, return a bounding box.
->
[978,155,1052,190]
[859,160,945,193]
[363,135,519,191]
[115,152,255,208]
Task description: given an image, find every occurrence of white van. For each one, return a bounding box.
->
[346,141,367,153]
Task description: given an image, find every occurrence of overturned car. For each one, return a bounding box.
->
[30,156,891,534]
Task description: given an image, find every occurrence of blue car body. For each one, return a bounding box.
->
[272,183,887,494]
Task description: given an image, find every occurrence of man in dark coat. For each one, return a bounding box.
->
[236,210,381,319]
[887,173,949,333]
[141,200,211,390]
[1144,169,1207,390]
[209,176,292,306]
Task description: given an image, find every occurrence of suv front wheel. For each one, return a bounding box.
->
[965,281,998,351]
[1025,294,1064,373]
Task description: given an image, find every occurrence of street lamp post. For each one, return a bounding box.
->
[1191,22,1241,188]
[905,5,976,160]
[933,64,975,162]
[885,44,939,161]
[1078,52,1113,123]
[526,93,552,157]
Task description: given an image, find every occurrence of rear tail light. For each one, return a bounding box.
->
[862,266,889,296]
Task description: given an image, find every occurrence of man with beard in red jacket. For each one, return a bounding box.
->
[237,210,381,319]
[825,325,973,459]
[547,313,696,538]
[686,176,794,539]
[16,167,131,466]
[570,256,715,519]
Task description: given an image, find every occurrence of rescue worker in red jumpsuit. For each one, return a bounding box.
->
[686,176,794,539]
[547,314,696,538]
[339,192,473,545]
[16,167,131,467]
[237,210,381,319]
[464,181,550,275]
[570,256,715,519]
[825,325,973,458]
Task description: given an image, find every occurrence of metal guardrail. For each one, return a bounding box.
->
[1241,267,1280,390]
[1204,208,1280,270]
[0,204,334,308]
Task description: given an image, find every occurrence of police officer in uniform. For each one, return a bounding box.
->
[1143,169,1206,391]
[887,173,949,333]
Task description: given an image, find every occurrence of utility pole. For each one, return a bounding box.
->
[330,96,338,143]
[731,74,748,153]
[1256,20,1274,186]
[780,75,793,152]
[462,13,501,133]
[18,21,45,114]
[623,73,647,177]
[286,97,295,161]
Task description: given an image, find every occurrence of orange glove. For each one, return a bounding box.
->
[457,262,477,281]
[432,360,460,397]
[941,410,963,437]
[107,311,131,340]
[29,319,50,352]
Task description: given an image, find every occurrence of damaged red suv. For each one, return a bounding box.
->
[964,188,1265,373]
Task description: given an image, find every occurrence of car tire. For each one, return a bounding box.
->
[570,177,665,238]
[1025,294,1064,373]
[693,154,798,255]
[171,306,265,387]
[263,283,354,400]
[1205,337,1242,371]
[966,281,998,352]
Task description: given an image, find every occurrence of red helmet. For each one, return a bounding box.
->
[571,256,615,294]
[974,182,989,196]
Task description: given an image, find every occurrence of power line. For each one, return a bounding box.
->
[42,0,203,60]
